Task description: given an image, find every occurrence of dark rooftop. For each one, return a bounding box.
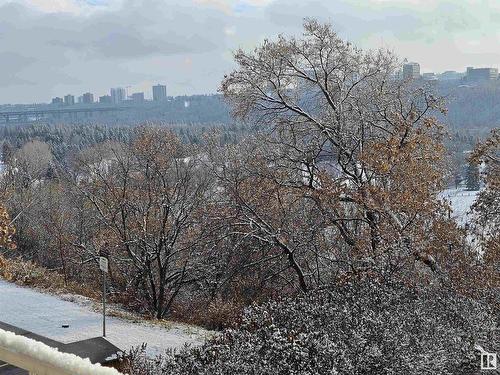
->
[0,321,122,374]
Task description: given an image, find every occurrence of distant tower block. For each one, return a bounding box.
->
[64,94,75,106]
[152,84,167,101]
[99,95,112,104]
[82,92,94,104]
[51,97,64,105]
[110,87,126,104]
[466,67,499,82]
[403,62,420,80]
[131,92,145,103]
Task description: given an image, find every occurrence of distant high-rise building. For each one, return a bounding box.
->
[64,94,75,106]
[403,62,420,80]
[110,87,126,104]
[152,84,167,101]
[466,67,498,82]
[77,96,83,104]
[439,71,464,81]
[99,95,112,104]
[131,92,145,103]
[82,92,94,104]
[51,97,63,105]
[422,72,437,81]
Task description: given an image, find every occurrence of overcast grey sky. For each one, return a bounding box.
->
[1,0,499,104]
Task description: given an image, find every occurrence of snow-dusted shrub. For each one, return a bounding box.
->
[124,281,498,375]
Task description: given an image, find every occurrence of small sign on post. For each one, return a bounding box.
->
[99,256,108,273]
[99,256,108,337]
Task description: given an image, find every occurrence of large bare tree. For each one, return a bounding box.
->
[221,19,452,283]
[75,128,213,318]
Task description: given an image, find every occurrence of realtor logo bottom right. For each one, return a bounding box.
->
[481,352,497,370]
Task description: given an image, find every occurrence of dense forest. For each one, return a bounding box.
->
[0,121,251,162]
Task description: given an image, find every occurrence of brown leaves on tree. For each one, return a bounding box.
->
[467,128,500,301]
[0,204,16,251]
[220,19,455,284]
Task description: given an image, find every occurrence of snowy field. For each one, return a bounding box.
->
[440,188,479,226]
[0,279,210,356]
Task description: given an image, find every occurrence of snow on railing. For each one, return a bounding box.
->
[0,328,123,375]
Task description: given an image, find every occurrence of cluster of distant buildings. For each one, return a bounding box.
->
[400,63,499,83]
[49,64,500,107]
[51,84,167,106]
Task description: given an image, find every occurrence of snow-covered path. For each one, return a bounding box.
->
[0,279,209,355]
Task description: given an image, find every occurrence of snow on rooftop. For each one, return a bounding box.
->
[0,328,121,375]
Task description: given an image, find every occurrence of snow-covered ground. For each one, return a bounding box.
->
[0,279,210,356]
[440,187,479,226]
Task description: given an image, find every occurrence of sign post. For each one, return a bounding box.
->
[99,256,109,337]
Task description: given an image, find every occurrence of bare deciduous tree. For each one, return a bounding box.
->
[75,128,213,318]
[221,19,451,282]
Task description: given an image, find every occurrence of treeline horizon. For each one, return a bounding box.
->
[1,80,500,133]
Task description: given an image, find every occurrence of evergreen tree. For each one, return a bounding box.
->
[454,172,462,189]
[466,162,480,191]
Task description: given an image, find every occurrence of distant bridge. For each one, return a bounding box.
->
[0,106,131,124]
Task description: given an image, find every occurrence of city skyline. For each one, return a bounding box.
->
[37,65,500,107]
[5,62,500,106]
[49,83,167,106]
[1,0,500,103]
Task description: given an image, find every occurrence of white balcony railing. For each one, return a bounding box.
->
[0,328,123,375]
